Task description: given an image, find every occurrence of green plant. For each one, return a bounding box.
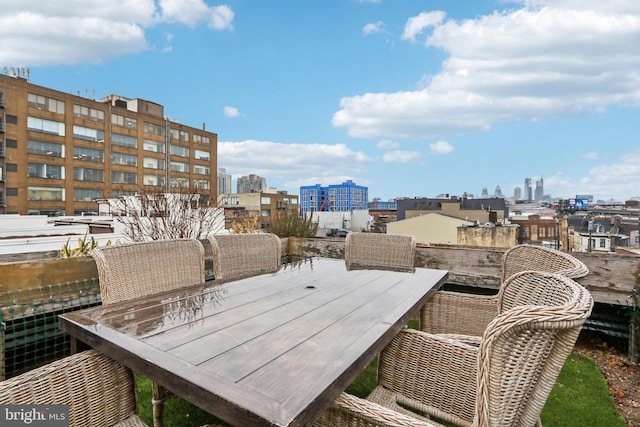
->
[268,209,318,238]
[59,233,110,257]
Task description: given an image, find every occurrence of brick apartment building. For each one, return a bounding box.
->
[0,72,217,215]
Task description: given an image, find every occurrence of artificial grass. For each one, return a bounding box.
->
[136,352,626,427]
[541,353,627,426]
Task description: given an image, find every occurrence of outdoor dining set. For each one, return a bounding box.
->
[0,232,593,427]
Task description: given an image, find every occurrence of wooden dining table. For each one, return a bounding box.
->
[59,257,448,427]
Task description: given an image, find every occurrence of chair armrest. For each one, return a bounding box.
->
[314,392,443,427]
[376,329,478,425]
[420,290,498,336]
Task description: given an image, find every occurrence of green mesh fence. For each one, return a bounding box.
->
[0,278,102,380]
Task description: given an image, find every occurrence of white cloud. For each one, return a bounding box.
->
[581,152,599,160]
[547,149,640,201]
[377,140,399,149]
[430,141,453,154]
[159,0,233,29]
[363,21,385,36]
[333,4,640,139]
[0,0,234,66]
[218,140,373,183]
[401,11,446,42]
[382,150,422,163]
[223,106,243,118]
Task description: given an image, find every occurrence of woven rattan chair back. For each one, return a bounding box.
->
[501,244,588,282]
[90,239,205,305]
[0,350,148,427]
[475,272,593,426]
[497,269,590,313]
[209,233,282,280]
[344,232,416,270]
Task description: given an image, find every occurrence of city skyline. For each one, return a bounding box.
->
[3,1,640,202]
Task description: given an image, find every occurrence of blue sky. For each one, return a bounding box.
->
[2,0,640,202]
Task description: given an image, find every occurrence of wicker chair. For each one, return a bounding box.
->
[421,244,589,336]
[344,232,416,271]
[501,244,588,282]
[91,238,206,427]
[208,233,282,280]
[0,350,148,427]
[315,271,594,427]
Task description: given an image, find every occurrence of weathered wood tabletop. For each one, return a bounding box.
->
[59,258,448,426]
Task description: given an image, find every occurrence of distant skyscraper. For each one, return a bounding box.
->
[495,185,503,198]
[218,168,232,195]
[481,187,489,198]
[237,174,267,193]
[524,178,532,202]
[514,186,522,200]
[534,177,544,201]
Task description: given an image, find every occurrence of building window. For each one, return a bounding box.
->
[111,152,138,166]
[170,177,189,188]
[6,188,18,197]
[261,209,271,217]
[144,157,165,169]
[73,125,104,142]
[74,188,102,202]
[599,238,606,248]
[28,140,64,157]
[28,186,64,201]
[5,115,17,124]
[170,144,189,157]
[144,175,166,186]
[222,196,239,205]
[28,163,64,179]
[28,117,65,136]
[143,139,165,153]
[28,93,65,114]
[112,113,137,130]
[74,167,104,182]
[194,149,210,161]
[170,161,189,173]
[193,134,210,145]
[5,139,17,149]
[261,196,271,204]
[112,171,138,184]
[73,104,105,122]
[112,133,138,148]
[6,163,17,172]
[112,190,137,197]
[144,121,165,136]
[73,146,103,162]
[193,179,210,190]
[193,165,210,176]
[170,128,189,142]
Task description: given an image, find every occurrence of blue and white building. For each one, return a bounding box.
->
[299,180,368,214]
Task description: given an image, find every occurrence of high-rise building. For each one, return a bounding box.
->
[236,174,266,193]
[299,180,368,214]
[480,187,489,198]
[0,73,217,215]
[494,185,503,198]
[534,177,544,201]
[514,186,522,200]
[524,178,532,202]
[217,168,232,195]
